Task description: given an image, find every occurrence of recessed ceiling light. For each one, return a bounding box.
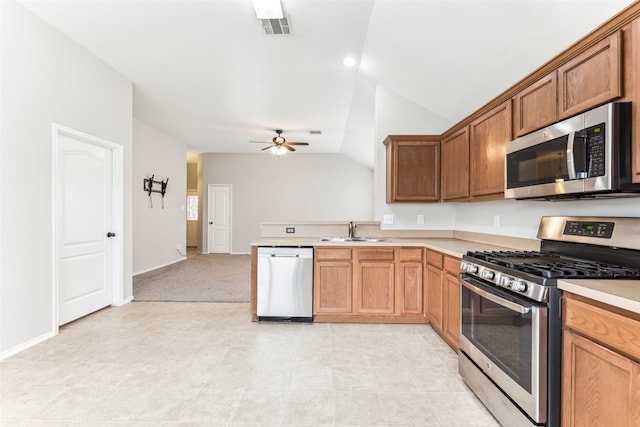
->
[343,57,357,68]
[251,0,283,19]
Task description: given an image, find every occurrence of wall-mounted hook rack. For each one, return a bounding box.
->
[143,174,169,208]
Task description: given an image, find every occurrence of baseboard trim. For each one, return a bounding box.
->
[133,257,187,276]
[0,329,57,361]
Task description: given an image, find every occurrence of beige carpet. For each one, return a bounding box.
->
[133,253,251,302]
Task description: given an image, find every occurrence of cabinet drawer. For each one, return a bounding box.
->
[426,250,443,268]
[357,248,395,262]
[564,293,640,361]
[444,256,462,274]
[399,247,423,262]
[315,247,352,261]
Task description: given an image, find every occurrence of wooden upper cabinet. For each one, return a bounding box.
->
[470,100,512,198]
[513,72,558,137]
[384,135,440,203]
[441,126,470,201]
[558,31,622,119]
[622,17,640,183]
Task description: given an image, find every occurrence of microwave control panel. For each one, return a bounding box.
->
[585,123,606,177]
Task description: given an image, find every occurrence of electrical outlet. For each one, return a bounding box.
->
[286,227,295,234]
[493,215,500,227]
[383,214,394,225]
[417,214,425,225]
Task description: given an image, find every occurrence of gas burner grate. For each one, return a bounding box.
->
[465,250,640,280]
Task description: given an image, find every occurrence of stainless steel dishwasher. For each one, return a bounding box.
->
[257,246,313,321]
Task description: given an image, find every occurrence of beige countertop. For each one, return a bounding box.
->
[251,237,518,259]
[558,279,640,315]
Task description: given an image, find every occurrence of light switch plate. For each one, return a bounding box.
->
[417,214,425,225]
[383,214,394,225]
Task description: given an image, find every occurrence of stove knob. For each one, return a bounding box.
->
[460,261,468,270]
[500,277,511,288]
[466,264,479,274]
[511,280,527,292]
[481,270,495,280]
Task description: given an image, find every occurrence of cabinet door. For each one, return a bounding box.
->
[384,136,440,202]
[314,261,353,313]
[441,126,470,201]
[513,71,557,136]
[470,100,512,198]
[398,262,423,315]
[558,31,622,119]
[562,329,640,427]
[443,272,460,351]
[314,248,353,314]
[425,264,444,332]
[623,18,640,183]
[356,262,395,314]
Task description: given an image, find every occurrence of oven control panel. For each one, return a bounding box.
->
[563,220,614,238]
[460,260,548,302]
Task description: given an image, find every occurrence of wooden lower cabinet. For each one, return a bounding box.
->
[356,248,395,314]
[425,249,461,350]
[425,263,444,331]
[442,268,461,351]
[397,248,424,315]
[314,246,427,323]
[562,293,640,426]
[314,248,353,314]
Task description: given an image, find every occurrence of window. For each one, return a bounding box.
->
[186,195,198,221]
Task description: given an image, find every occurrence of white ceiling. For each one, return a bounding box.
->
[21,0,635,167]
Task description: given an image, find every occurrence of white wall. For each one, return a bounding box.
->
[373,85,457,230]
[456,198,640,239]
[132,118,186,274]
[199,153,374,253]
[0,1,133,357]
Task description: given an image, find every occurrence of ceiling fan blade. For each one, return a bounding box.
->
[250,140,270,144]
[286,142,309,146]
[285,145,295,152]
[261,145,274,151]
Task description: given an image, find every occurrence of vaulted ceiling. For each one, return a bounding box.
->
[21,0,635,167]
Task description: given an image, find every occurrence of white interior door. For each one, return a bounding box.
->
[207,184,231,253]
[55,127,119,325]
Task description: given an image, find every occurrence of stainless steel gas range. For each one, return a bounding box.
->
[458,216,640,427]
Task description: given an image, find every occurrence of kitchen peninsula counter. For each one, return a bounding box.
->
[251,237,520,258]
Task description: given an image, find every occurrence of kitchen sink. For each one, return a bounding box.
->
[319,237,387,242]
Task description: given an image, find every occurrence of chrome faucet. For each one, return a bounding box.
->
[348,221,357,239]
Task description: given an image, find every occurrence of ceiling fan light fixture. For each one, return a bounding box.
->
[251,0,283,19]
[270,145,287,155]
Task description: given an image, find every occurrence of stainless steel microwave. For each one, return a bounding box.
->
[505,102,639,200]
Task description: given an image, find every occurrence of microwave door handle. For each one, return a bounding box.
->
[567,131,577,179]
[462,281,531,314]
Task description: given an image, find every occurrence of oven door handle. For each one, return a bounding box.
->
[462,280,531,314]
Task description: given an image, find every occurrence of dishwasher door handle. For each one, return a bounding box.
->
[270,254,300,258]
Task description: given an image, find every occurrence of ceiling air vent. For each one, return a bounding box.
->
[260,17,292,36]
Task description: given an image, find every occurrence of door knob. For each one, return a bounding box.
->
[209,221,213,225]
[107,232,116,237]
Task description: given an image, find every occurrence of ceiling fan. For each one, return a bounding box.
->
[250,129,309,154]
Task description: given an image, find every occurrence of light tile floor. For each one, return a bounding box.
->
[0,302,500,426]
